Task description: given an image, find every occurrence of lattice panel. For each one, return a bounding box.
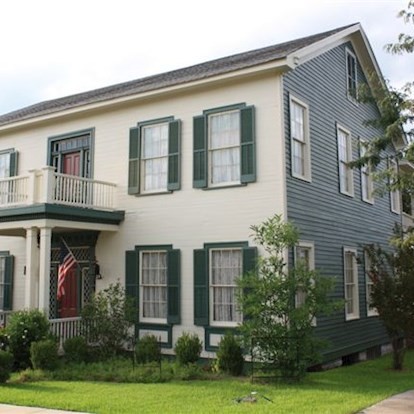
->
[82,267,96,306]
[51,247,90,264]
[49,266,58,317]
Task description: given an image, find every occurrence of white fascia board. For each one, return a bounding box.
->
[0,58,293,134]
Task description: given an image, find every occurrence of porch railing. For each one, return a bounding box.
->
[0,167,117,210]
[49,316,83,348]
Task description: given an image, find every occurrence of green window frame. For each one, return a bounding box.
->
[194,242,257,327]
[193,104,256,188]
[0,252,14,311]
[125,245,180,325]
[128,118,181,195]
[0,149,18,178]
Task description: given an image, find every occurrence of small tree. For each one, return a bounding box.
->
[238,214,336,380]
[364,228,414,370]
[81,282,135,359]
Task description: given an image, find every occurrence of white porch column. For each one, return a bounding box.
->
[24,227,39,309]
[38,227,52,317]
[40,166,56,204]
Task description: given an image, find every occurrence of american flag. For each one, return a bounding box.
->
[57,238,77,300]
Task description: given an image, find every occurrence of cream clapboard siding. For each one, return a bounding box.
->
[0,72,286,344]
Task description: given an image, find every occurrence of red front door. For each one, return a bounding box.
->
[59,267,78,318]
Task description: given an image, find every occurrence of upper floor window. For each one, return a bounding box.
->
[49,130,92,178]
[346,49,358,100]
[290,96,311,181]
[0,149,18,179]
[360,141,374,203]
[129,118,181,195]
[390,160,401,214]
[193,104,256,189]
[337,126,354,196]
[344,247,359,321]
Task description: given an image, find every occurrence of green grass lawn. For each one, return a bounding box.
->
[0,351,413,414]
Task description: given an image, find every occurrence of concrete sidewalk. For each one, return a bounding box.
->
[1,391,414,413]
[359,390,414,414]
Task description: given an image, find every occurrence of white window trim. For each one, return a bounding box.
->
[344,247,360,321]
[290,96,312,182]
[294,241,316,326]
[390,160,401,214]
[364,251,378,317]
[140,122,169,194]
[139,250,167,324]
[337,125,354,197]
[360,140,374,204]
[345,48,358,102]
[209,247,242,327]
[207,110,241,188]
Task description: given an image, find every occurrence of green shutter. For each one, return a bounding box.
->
[9,151,18,177]
[3,256,14,311]
[243,246,257,274]
[125,250,139,321]
[167,249,181,324]
[193,115,207,188]
[128,127,140,195]
[167,120,181,191]
[194,249,208,326]
[240,106,256,183]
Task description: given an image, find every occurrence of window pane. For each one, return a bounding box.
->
[210,112,240,149]
[211,249,242,323]
[141,251,167,319]
[292,140,304,176]
[0,154,10,178]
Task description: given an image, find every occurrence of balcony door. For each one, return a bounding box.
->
[62,152,81,176]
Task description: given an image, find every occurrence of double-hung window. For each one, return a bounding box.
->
[360,141,374,203]
[193,104,256,188]
[390,160,401,214]
[128,118,181,195]
[290,97,311,181]
[0,253,13,311]
[140,251,167,323]
[337,126,354,196]
[0,149,18,205]
[364,251,378,317]
[125,245,180,325]
[346,48,358,100]
[210,248,243,326]
[194,242,257,327]
[294,242,314,307]
[344,248,359,320]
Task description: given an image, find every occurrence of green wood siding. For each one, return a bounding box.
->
[284,42,394,360]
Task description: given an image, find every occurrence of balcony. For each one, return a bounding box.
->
[0,166,117,211]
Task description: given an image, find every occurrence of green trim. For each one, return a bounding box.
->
[47,128,95,178]
[0,204,125,225]
[203,241,248,250]
[135,244,173,252]
[201,183,247,191]
[202,103,246,115]
[136,323,173,348]
[204,326,240,352]
[0,251,10,256]
[137,116,174,128]
[51,231,99,248]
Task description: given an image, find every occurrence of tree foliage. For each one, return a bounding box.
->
[364,228,414,370]
[237,214,337,381]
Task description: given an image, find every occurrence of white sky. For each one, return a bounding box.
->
[0,0,412,115]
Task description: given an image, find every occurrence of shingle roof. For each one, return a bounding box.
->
[0,24,356,127]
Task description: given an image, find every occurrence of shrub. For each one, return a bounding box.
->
[81,282,134,360]
[216,333,244,376]
[0,350,13,383]
[174,332,202,365]
[30,339,59,371]
[6,310,50,369]
[135,335,161,364]
[63,336,89,364]
[0,328,8,351]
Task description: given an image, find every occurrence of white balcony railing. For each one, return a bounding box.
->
[0,167,117,210]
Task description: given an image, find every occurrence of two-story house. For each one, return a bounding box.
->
[0,23,402,363]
